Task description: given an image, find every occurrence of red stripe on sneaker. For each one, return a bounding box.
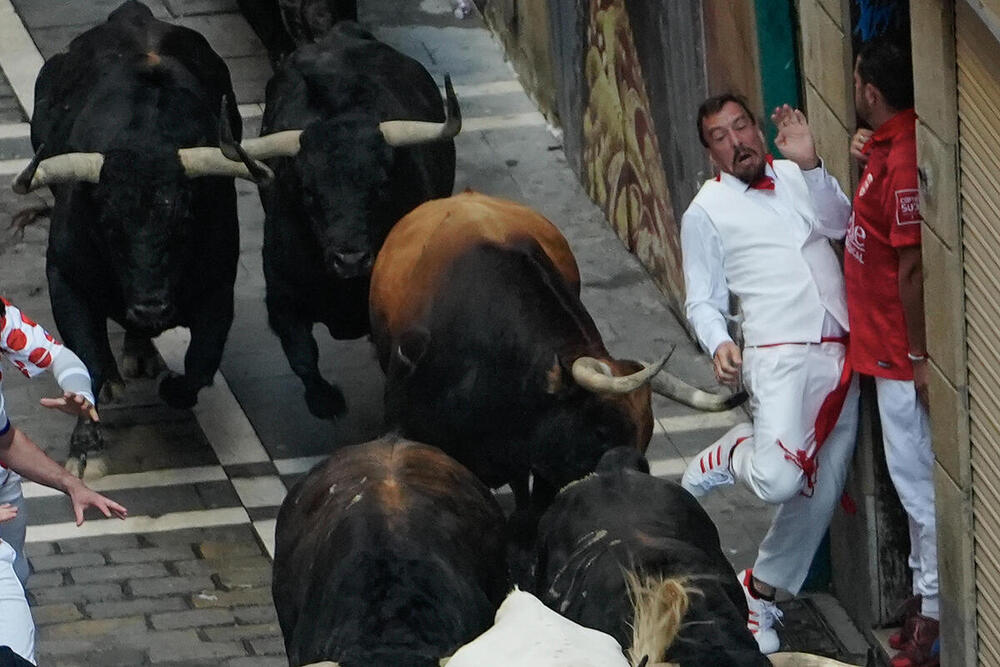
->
[715,445,722,467]
[700,458,706,474]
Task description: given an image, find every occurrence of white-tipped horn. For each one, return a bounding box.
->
[177,146,274,182]
[648,370,748,412]
[768,652,865,666]
[12,153,104,193]
[238,130,304,159]
[378,74,461,147]
[572,354,670,395]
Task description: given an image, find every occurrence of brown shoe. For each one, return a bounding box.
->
[888,595,922,650]
[889,614,939,667]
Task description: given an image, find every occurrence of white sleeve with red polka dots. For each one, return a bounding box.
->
[0,299,64,379]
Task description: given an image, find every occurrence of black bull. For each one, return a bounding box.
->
[272,437,507,667]
[219,21,459,420]
[13,0,270,474]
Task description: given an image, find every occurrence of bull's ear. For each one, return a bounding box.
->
[394,328,430,374]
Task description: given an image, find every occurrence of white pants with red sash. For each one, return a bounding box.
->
[0,540,35,664]
[726,340,859,594]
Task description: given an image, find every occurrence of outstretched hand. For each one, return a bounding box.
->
[41,391,99,422]
[771,104,820,171]
[0,503,17,524]
[66,481,128,526]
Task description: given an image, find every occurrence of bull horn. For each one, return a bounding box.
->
[237,130,304,160]
[572,352,671,395]
[767,653,866,666]
[216,96,275,184]
[648,369,748,412]
[177,146,274,183]
[12,149,104,194]
[378,73,461,147]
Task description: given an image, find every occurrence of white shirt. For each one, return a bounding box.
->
[681,160,852,355]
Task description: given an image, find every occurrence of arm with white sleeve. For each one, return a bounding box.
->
[801,160,852,240]
[681,204,733,357]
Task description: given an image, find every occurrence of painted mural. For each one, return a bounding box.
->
[581,0,684,308]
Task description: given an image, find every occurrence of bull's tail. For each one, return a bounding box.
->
[649,371,747,412]
[626,571,692,667]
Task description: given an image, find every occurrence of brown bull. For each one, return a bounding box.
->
[369,191,740,528]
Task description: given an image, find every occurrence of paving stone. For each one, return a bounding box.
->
[175,555,270,576]
[30,583,125,605]
[147,639,247,663]
[86,596,189,619]
[30,551,105,571]
[203,622,281,642]
[26,571,65,589]
[30,603,83,625]
[24,542,55,557]
[248,636,285,656]
[71,562,169,583]
[57,534,141,554]
[191,587,272,608]
[198,540,264,560]
[38,615,147,640]
[141,525,257,547]
[152,607,236,630]
[215,563,272,590]
[226,657,287,667]
[35,638,97,658]
[41,646,149,667]
[108,546,197,563]
[233,605,277,625]
[129,575,216,597]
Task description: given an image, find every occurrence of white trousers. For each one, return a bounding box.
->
[875,376,938,619]
[726,342,859,594]
[0,540,35,665]
[0,485,28,586]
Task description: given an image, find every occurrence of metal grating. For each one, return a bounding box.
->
[958,4,1000,663]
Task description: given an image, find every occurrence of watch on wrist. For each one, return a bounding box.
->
[907,351,929,362]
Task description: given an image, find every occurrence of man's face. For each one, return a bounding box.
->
[702,101,766,184]
[854,59,873,125]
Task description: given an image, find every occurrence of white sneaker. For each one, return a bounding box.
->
[680,423,751,497]
[737,568,782,654]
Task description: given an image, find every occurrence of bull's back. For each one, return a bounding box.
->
[370,192,580,356]
[32,1,237,153]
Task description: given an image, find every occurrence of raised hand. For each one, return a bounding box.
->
[851,128,874,164]
[40,391,99,422]
[771,104,820,171]
[0,503,17,523]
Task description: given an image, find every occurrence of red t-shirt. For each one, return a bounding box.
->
[844,109,922,380]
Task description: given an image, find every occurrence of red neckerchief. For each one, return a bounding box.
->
[714,154,775,190]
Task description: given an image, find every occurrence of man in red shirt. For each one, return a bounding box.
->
[846,39,938,667]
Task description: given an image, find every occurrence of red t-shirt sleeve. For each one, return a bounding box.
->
[885,147,922,248]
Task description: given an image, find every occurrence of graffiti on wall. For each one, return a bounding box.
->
[581,0,684,304]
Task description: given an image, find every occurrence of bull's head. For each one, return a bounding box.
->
[218,75,461,279]
[12,136,271,329]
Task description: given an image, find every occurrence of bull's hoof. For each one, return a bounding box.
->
[82,454,109,482]
[99,379,127,404]
[64,456,84,479]
[305,382,347,420]
[70,420,104,457]
[159,373,198,409]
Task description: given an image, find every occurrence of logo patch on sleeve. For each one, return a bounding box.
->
[895,189,922,226]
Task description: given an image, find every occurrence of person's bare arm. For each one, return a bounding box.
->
[898,245,928,409]
[0,427,127,525]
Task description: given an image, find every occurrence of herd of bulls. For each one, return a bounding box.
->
[9,2,868,666]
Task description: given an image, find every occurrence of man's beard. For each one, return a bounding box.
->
[732,145,765,184]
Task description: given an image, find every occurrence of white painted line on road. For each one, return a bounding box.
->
[154,327,271,466]
[0,0,43,119]
[231,476,288,508]
[25,507,250,543]
[654,411,748,435]
[649,456,687,478]
[237,102,264,119]
[22,465,228,499]
[445,80,523,97]
[253,518,277,558]
[273,455,326,476]
[461,112,546,132]
[0,158,26,175]
[0,122,29,139]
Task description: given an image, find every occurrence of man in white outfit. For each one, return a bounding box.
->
[679,94,858,654]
